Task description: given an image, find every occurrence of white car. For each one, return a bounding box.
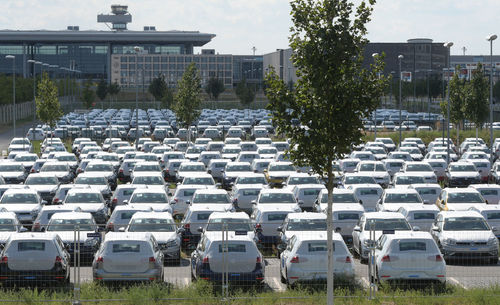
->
[315,188,362,213]
[348,184,383,212]
[280,232,354,286]
[408,184,441,206]
[92,232,164,282]
[376,188,425,212]
[169,185,208,218]
[332,204,364,246]
[431,211,498,264]
[354,161,390,187]
[400,162,437,184]
[277,213,327,253]
[251,189,301,214]
[352,212,413,262]
[397,205,439,232]
[291,184,326,212]
[469,184,500,205]
[375,231,445,283]
[231,185,263,214]
[391,173,425,189]
[126,188,172,213]
[468,205,500,238]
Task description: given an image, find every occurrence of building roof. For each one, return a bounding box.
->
[0,30,215,46]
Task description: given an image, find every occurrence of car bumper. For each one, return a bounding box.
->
[0,266,68,283]
[196,265,264,283]
[286,268,354,285]
[442,245,498,260]
[377,269,446,283]
[93,269,162,281]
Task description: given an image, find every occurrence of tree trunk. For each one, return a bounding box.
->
[326,158,334,305]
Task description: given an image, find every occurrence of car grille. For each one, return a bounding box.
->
[456,242,487,246]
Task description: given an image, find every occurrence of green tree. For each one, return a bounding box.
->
[205,77,225,101]
[149,74,167,102]
[464,63,490,143]
[108,81,120,107]
[36,72,62,135]
[173,62,202,144]
[493,80,500,104]
[161,87,174,109]
[236,77,255,107]
[96,78,108,109]
[81,79,96,109]
[264,1,386,302]
[440,66,469,144]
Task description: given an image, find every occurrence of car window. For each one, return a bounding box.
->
[307,242,331,252]
[413,212,436,220]
[197,213,211,221]
[487,212,500,220]
[336,213,360,220]
[112,243,140,253]
[218,243,246,253]
[447,192,484,203]
[398,241,427,251]
[18,241,45,251]
[443,217,489,231]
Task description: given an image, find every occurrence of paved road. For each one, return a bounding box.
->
[68,257,500,291]
[0,121,36,153]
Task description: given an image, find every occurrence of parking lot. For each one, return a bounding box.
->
[1,107,500,294]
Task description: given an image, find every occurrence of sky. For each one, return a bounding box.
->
[0,0,497,56]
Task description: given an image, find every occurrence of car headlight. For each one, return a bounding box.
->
[443,238,456,245]
[488,236,498,245]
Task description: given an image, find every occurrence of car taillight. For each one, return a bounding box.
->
[429,255,443,262]
[55,256,62,263]
[149,257,156,262]
[107,223,114,231]
[1,256,7,264]
[33,222,40,230]
[53,198,59,204]
[119,169,123,173]
[345,256,351,263]
[112,198,118,204]
[30,168,35,173]
[183,223,190,230]
[174,198,179,203]
[96,257,103,263]
[290,256,299,263]
[256,257,261,264]
[255,224,261,229]
[202,257,209,264]
[381,255,398,262]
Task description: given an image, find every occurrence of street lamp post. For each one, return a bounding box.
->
[27,60,40,130]
[6,55,16,138]
[372,53,379,139]
[444,42,454,164]
[134,46,141,150]
[487,34,497,162]
[398,55,404,146]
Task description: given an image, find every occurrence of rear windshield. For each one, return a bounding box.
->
[487,212,500,220]
[218,243,246,253]
[399,241,427,251]
[336,213,360,220]
[242,189,260,196]
[18,241,45,251]
[418,188,438,195]
[183,190,196,196]
[359,189,379,196]
[303,189,322,196]
[0,219,15,231]
[197,213,211,221]
[120,212,135,220]
[307,242,332,252]
[287,219,326,231]
[413,213,436,220]
[192,193,229,204]
[112,243,140,253]
[267,213,288,221]
[481,190,498,196]
[258,193,295,204]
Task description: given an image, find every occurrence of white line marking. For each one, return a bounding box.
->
[448,277,467,290]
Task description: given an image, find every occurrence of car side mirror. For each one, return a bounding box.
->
[97,227,105,232]
[276,226,283,233]
[186,200,191,206]
[298,200,304,206]
[353,226,361,232]
[423,200,429,205]
[359,200,363,205]
[41,200,47,205]
[197,227,204,233]
[118,227,126,232]
[41,227,46,232]
[431,226,440,232]
[123,200,128,205]
[216,183,222,188]
[177,227,185,234]
[335,227,342,233]
[251,200,257,205]
[19,227,28,233]
[492,226,499,232]
[479,170,483,173]
[413,226,420,231]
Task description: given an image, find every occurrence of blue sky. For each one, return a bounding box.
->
[0,0,497,56]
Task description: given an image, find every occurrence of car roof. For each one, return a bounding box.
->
[286,212,327,220]
[398,204,439,212]
[194,189,227,195]
[2,187,38,195]
[0,211,17,219]
[363,212,405,219]
[292,231,343,242]
[439,210,483,218]
[186,204,228,212]
[409,183,442,188]
[256,204,296,212]
[331,204,365,212]
[383,231,433,240]
[469,184,500,190]
[104,232,153,242]
[9,232,59,241]
[443,187,480,194]
[112,205,154,212]
[384,188,419,194]
[208,212,249,220]
[130,211,174,220]
[50,212,93,220]
[203,231,254,242]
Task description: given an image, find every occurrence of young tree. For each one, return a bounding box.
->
[108,81,120,107]
[265,1,386,302]
[161,87,174,109]
[464,63,489,144]
[173,62,202,144]
[36,72,62,139]
[149,74,167,102]
[96,78,108,109]
[440,67,468,148]
[236,77,255,107]
[205,77,225,101]
[81,79,96,109]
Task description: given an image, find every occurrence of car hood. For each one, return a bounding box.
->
[406,171,436,177]
[27,185,58,192]
[268,171,295,178]
[43,171,70,178]
[224,172,252,179]
[446,203,486,211]
[449,172,480,178]
[62,203,105,212]
[440,230,494,242]
[49,230,95,243]
[382,203,423,212]
[0,172,25,178]
[149,232,178,243]
[0,203,40,212]
[128,203,172,213]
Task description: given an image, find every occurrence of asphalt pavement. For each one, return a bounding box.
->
[0,121,37,153]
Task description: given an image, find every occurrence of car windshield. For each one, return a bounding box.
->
[130,193,168,203]
[223,148,241,154]
[359,164,386,171]
[99,155,119,162]
[128,218,176,232]
[179,164,205,171]
[0,165,24,172]
[447,192,485,203]
[320,193,357,204]
[57,155,77,161]
[135,165,160,171]
[443,217,490,231]
[269,164,295,171]
[0,219,15,231]
[395,176,425,185]
[75,176,107,185]
[47,218,96,231]
[258,192,296,204]
[289,177,319,185]
[345,176,377,184]
[192,193,229,204]
[237,177,267,184]
[41,165,68,172]
[364,219,411,231]
[183,177,213,185]
[86,164,113,171]
[206,219,253,231]
[65,193,102,203]
[15,155,37,162]
[450,164,476,172]
[226,165,251,171]
[286,219,326,231]
[406,164,432,171]
[133,176,163,185]
[384,193,422,203]
[25,176,58,185]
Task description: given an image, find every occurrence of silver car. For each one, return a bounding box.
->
[92,232,164,282]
